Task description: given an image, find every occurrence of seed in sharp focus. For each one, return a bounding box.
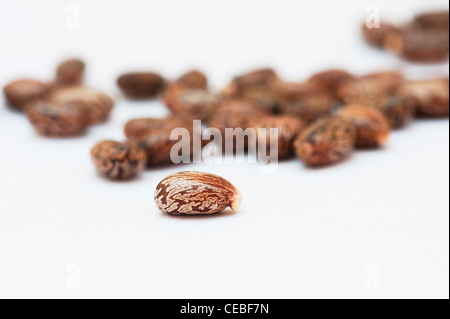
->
[3,79,51,112]
[254,115,306,159]
[26,100,91,137]
[91,140,147,180]
[338,104,390,148]
[155,171,242,215]
[294,117,356,166]
[117,72,165,99]
[56,59,85,86]
[175,70,208,89]
[396,79,449,118]
[49,86,114,124]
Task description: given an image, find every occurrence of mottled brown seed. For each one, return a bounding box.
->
[254,115,306,159]
[362,21,401,48]
[125,116,193,141]
[91,140,147,180]
[413,11,449,31]
[208,99,270,152]
[307,69,354,97]
[282,94,335,125]
[397,26,449,62]
[49,86,114,124]
[272,81,328,102]
[155,171,242,215]
[338,105,390,148]
[397,79,449,118]
[164,89,220,121]
[3,79,51,111]
[56,59,85,86]
[341,94,414,129]
[175,70,208,89]
[26,100,91,137]
[222,68,278,97]
[294,117,356,166]
[131,118,202,166]
[117,72,164,99]
[232,89,285,114]
[336,72,404,103]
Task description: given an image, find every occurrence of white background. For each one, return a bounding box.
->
[0,0,449,299]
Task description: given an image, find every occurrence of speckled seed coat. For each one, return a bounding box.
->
[91,140,147,180]
[294,117,356,166]
[3,79,51,111]
[117,72,164,99]
[49,86,114,124]
[397,79,449,117]
[338,105,390,148]
[56,59,85,86]
[26,101,91,137]
[254,115,306,159]
[155,172,242,215]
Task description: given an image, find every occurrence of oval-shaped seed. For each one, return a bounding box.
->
[117,72,164,99]
[294,117,356,166]
[56,59,85,86]
[397,79,449,118]
[3,79,51,111]
[91,140,147,180]
[307,69,354,96]
[125,116,193,141]
[254,115,306,159]
[176,70,208,89]
[49,86,114,124]
[164,89,220,121]
[338,104,390,148]
[155,171,242,215]
[222,68,278,97]
[26,100,91,137]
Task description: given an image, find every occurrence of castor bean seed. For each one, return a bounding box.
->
[56,59,85,86]
[338,104,390,148]
[3,79,51,111]
[117,72,165,99]
[91,140,147,180]
[26,100,91,137]
[49,86,114,124]
[397,79,449,118]
[155,171,242,215]
[294,117,356,166]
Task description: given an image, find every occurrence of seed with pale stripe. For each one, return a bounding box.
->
[155,172,242,215]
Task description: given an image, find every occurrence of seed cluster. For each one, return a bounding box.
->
[362,10,449,62]
[3,59,113,137]
[2,9,449,216]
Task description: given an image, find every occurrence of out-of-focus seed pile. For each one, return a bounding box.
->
[362,10,449,62]
[3,59,114,137]
[89,65,448,180]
